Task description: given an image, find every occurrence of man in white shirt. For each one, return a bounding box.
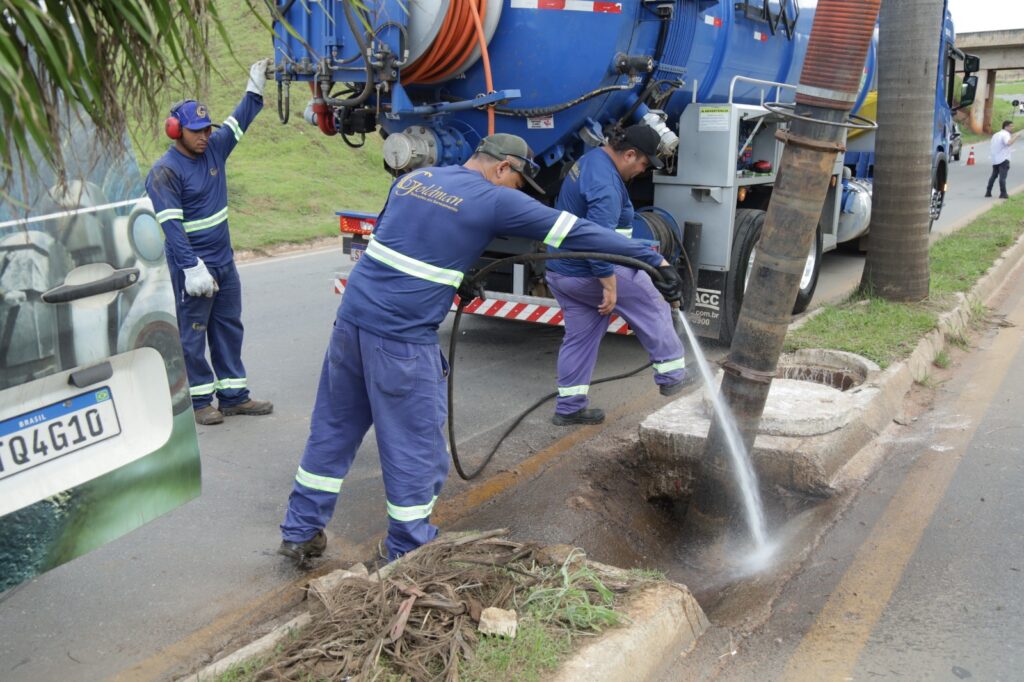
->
[986,120,1021,199]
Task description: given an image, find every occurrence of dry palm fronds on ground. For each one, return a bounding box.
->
[249,530,640,682]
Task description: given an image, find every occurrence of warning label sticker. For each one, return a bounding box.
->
[698,106,730,132]
[527,115,555,130]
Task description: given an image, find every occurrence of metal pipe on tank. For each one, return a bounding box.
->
[687,0,883,534]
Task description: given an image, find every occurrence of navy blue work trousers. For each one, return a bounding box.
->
[170,260,250,409]
[281,318,450,560]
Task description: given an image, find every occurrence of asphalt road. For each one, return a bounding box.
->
[712,242,1024,681]
[812,139,1024,307]
[0,152,1020,681]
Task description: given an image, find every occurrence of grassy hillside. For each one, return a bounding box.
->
[132,0,393,253]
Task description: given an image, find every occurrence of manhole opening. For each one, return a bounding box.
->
[776,364,864,391]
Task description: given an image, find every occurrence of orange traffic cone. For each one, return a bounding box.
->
[966,146,976,166]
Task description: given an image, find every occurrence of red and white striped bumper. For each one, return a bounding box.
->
[333,278,633,335]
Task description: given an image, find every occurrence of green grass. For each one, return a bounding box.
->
[960,98,1023,145]
[994,80,1024,96]
[461,619,573,682]
[131,0,393,253]
[933,349,951,369]
[786,196,1024,367]
[460,551,626,682]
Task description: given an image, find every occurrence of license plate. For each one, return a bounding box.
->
[0,387,121,482]
[350,241,365,262]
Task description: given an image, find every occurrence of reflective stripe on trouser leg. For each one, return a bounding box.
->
[205,262,250,407]
[170,263,217,409]
[546,271,611,416]
[365,332,450,561]
[608,266,686,387]
[281,320,373,543]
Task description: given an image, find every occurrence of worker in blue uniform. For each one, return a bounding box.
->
[145,59,274,426]
[546,124,691,426]
[278,133,684,565]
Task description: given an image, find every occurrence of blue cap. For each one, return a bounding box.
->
[173,100,219,131]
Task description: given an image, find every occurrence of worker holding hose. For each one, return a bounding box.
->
[546,124,692,426]
[278,133,684,566]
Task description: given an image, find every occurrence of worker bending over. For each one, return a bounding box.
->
[145,60,274,426]
[278,134,683,565]
[546,124,690,426]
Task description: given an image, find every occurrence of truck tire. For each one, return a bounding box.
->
[722,209,822,343]
[792,224,823,314]
[928,155,947,233]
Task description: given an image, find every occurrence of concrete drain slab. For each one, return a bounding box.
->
[641,349,891,495]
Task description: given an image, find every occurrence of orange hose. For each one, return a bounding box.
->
[467,0,495,135]
[401,0,488,87]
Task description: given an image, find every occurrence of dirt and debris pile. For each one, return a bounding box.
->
[249,530,640,681]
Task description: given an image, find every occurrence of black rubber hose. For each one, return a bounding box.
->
[323,0,375,108]
[446,251,673,480]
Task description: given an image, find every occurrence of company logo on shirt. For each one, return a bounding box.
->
[210,168,218,176]
[394,170,464,212]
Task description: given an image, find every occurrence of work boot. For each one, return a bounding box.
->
[194,405,224,425]
[278,529,327,565]
[985,192,992,198]
[1000,194,1010,199]
[659,371,699,397]
[552,408,605,426]
[220,398,274,416]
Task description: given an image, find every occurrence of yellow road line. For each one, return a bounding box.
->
[434,390,658,523]
[783,294,1024,681]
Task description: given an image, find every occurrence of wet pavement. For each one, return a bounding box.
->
[680,245,1024,681]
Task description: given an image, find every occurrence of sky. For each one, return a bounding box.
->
[947,0,1024,33]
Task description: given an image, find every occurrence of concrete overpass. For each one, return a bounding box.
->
[956,30,1024,134]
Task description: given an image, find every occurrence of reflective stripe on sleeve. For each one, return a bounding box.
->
[223,116,243,142]
[364,240,464,288]
[189,382,216,397]
[615,227,633,238]
[295,466,343,494]
[215,377,247,390]
[156,208,184,223]
[182,206,229,233]
[557,384,589,397]
[386,495,438,522]
[544,211,577,248]
[653,358,685,374]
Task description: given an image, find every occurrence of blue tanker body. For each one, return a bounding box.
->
[275,0,976,342]
[273,0,871,171]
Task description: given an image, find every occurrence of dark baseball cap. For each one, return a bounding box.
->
[621,124,664,169]
[172,100,219,131]
[476,133,545,194]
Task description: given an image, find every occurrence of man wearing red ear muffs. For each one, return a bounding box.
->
[145,59,274,426]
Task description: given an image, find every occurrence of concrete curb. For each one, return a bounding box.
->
[639,227,1024,496]
[182,547,710,682]
[550,581,709,682]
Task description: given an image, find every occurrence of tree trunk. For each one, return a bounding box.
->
[859,0,943,301]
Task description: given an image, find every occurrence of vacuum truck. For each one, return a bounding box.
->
[272,0,977,342]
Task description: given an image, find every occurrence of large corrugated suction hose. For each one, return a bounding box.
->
[797,0,881,109]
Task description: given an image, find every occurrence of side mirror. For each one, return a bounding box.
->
[958,75,978,110]
[963,54,980,74]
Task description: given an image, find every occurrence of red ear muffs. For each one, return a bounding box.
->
[164,115,182,140]
[164,100,191,140]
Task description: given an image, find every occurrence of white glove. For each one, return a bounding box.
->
[247,58,272,96]
[183,259,217,298]
[2,289,26,305]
